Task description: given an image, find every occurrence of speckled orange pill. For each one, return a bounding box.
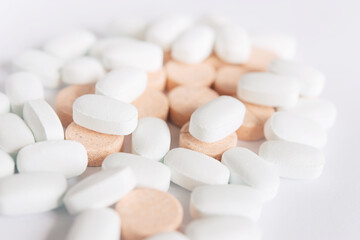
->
[147,68,167,91]
[115,188,183,240]
[132,90,169,121]
[65,122,124,166]
[243,47,279,72]
[214,65,249,96]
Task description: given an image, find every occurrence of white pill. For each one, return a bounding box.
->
[61,57,105,85]
[44,29,96,61]
[264,112,327,148]
[0,172,67,216]
[0,92,10,114]
[64,167,136,214]
[131,117,171,161]
[95,68,147,103]
[198,13,231,31]
[0,150,15,178]
[73,94,138,135]
[89,37,134,59]
[23,99,64,141]
[102,39,163,72]
[66,208,121,240]
[145,231,189,240]
[12,49,62,88]
[215,25,251,64]
[189,96,245,143]
[259,140,325,179]
[107,15,147,39]
[237,72,300,107]
[102,152,171,191]
[0,113,35,156]
[146,15,192,51]
[171,25,215,64]
[185,216,261,240]
[17,140,87,178]
[164,148,230,191]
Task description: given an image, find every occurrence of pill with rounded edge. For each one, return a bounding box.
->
[0,150,15,178]
[198,13,231,30]
[0,92,10,114]
[89,37,135,59]
[147,68,167,91]
[145,231,189,240]
[132,90,169,121]
[107,15,147,39]
[214,65,248,96]
[243,47,279,72]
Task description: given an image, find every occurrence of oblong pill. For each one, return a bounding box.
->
[189,96,246,143]
[0,172,67,216]
[0,150,15,178]
[145,231,189,240]
[17,140,87,178]
[73,94,138,135]
[0,92,10,114]
[164,148,230,191]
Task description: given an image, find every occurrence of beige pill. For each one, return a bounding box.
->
[179,122,237,160]
[168,86,219,127]
[163,50,172,64]
[115,188,183,240]
[147,68,167,91]
[65,122,124,167]
[214,66,248,95]
[165,61,216,91]
[243,47,279,72]
[55,84,95,127]
[203,54,227,70]
[132,90,169,121]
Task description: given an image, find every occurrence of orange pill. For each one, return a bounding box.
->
[65,122,124,166]
[243,47,279,72]
[132,90,169,121]
[214,65,248,96]
[55,84,95,127]
[168,86,219,127]
[203,54,227,70]
[115,188,183,240]
[147,68,167,91]
[163,50,172,64]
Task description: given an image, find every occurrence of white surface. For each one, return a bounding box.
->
[0,0,359,239]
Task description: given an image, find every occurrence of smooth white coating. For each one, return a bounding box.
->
[237,72,300,107]
[0,172,67,216]
[17,140,87,178]
[0,92,10,114]
[64,167,136,214]
[95,68,147,103]
[12,49,62,88]
[73,94,138,135]
[264,112,327,148]
[222,147,279,200]
[131,117,171,161]
[5,72,44,116]
[102,152,171,191]
[107,15,147,39]
[0,150,15,178]
[23,99,64,141]
[185,216,261,240]
[164,148,230,191]
[171,25,215,64]
[0,113,35,156]
[215,25,251,64]
[189,96,245,143]
[145,231,189,240]
[259,140,325,179]
[198,13,231,30]
[61,56,105,85]
[89,37,135,59]
[66,208,121,240]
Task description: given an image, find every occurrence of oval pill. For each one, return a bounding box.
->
[0,150,15,178]
[0,92,10,114]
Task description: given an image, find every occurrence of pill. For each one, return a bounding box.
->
[237,72,300,107]
[0,113,35,156]
[132,117,171,161]
[132,89,169,121]
[44,29,96,61]
[243,47,279,72]
[5,71,44,116]
[185,216,261,240]
[115,188,183,240]
[107,15,147,39]
[203,54,226,70]
[168,86,219,127]
[222,147,279,200]
[214,65,248,95]
[0,172,67,216]
[146,15,192,51]
[64,167,136,214]
[102,152,171,191]
[259,140,325,179]
[165,61,216,90]
[147,68,167,91]
[215,25,251,64]
[264,112,327,148]
[89,37,135,59]
[17,140,87,178]
[61,56,105,85]
[55,84,95,127]
[236,101,275,141]
[198,13,231,30]
[179,122,237,160]
[163,50,172,64]
[145,232,189,240]
[189,96,246,143]
[0,92,10,114]
[73,94,138,135]
[12,49,63,88]
[95,68,147,103]
[164,148,230,191]
[0,150,15,178]
[23,99,64,141]
[171,25,215,64]
[102,39,163,72]
[66,208,121,240]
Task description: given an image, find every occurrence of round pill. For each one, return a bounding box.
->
[0,92,10,114]
[144,231,189,240]
[132,89,169,121]
[214,65,248,96]
[243,47,279,72]
[0,150,15,178]
[147,67,167,91]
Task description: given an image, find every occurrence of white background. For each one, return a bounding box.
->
[0,0,360,239]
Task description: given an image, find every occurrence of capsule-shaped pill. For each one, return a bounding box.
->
[89,37,135,59]
[0,150,15,178]
[0,92,10,114]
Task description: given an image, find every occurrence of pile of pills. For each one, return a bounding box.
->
[0,13,337,240]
